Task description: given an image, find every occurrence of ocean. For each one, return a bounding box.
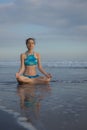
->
[0,60,87,130]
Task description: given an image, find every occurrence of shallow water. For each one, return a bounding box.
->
[0,63,87,130]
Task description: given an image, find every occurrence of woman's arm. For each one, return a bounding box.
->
[37,53,52,78]
[16,53,25,78]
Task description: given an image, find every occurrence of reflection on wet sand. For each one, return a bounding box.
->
[17,84,51,124]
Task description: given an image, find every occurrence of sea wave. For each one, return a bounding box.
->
[51,79,87,84]
[0,79,87,85]
[43,61,87,68]
[0,60,87,68]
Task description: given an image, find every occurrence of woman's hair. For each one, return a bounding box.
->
[26,38,35,45]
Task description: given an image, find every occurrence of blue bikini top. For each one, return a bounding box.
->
[24,52,38,66]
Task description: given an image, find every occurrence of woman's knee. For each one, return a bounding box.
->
[17,77,23,82]
[17,76,26,82]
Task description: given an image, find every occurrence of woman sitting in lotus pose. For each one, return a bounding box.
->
[16,38,52,84]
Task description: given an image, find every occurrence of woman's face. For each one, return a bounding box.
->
[27,40,35,50]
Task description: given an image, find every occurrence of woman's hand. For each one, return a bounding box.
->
[16,72,20,78]
[46,73,52,78]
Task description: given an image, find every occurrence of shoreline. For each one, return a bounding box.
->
[0,109,27,130]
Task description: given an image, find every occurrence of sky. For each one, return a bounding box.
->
[0,0,87,61]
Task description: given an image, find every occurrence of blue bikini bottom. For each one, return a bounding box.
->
[23,74,39,78]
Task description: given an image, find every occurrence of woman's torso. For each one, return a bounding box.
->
[23,52,38,76]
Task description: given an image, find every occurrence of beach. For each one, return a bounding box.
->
[0,60,87,130]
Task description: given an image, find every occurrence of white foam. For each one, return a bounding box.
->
[13,111,21,117]
[18,117,27,121]
[3,109,20,117]
[18,118,37,130]
[4,109,14,114]
[0,104,37,130]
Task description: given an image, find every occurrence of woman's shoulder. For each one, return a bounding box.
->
[20,52,26,58]
[34,52,40,58]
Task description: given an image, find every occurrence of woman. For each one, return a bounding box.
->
[16,38,52,84]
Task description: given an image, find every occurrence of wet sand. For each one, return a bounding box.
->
[0,65,87,130]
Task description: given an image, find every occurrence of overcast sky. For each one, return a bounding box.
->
[0,0,87,61]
